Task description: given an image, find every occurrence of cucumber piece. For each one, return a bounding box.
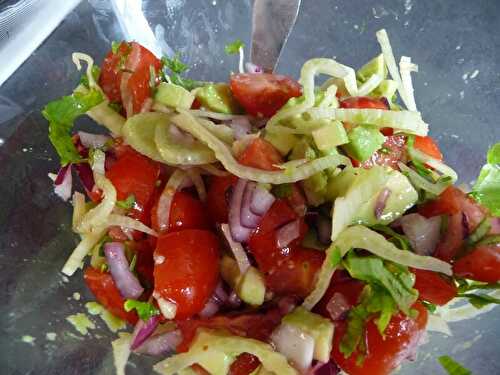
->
[343,125,385,162]
[195,83,241,114]
[155,82,195,109]
[122,112,167,162]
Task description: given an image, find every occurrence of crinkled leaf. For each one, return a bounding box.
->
[43,89,104,165]
[471,142,500,216]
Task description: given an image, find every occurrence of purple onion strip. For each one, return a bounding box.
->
[229,179,252,242]
[131,315,160,350]
[104,242,144,299]
[250,186,275,216]
[241,182,262,228]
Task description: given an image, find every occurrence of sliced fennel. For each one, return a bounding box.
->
[122,112,167,163]
[72,191,87,232]
[334,225,452,275]
[398,162,449,195]
[62,228,107,276]
[399,56,418,111]
[172,110,350,184]
[106,214,158,236]
[307,107,428,136]
[408,147,458,183]
[153,329,298,375]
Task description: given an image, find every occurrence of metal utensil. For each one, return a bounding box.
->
[251,0,301,72]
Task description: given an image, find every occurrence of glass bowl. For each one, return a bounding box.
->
[0,0,498,374]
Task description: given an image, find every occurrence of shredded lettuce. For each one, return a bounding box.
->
[42,89,104,165]
[334,225,452,274]
[470,143,500,216]
[153,329,298,375]
[398,162,449,196]
[72,191,87,231]
[124,300,160,321]
[172,110,350,183]
[438,356,471,375]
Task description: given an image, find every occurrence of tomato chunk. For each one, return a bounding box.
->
[413,269,457,305]
[151,191,210,234]
[238,138,283,171]
[229,353,261,375]
[206,175,238,223]
[332,302,428,375]
[356,134,407,170]
[453,244,500,283]
[230,73,302,117]
[99,42,130,104]
[84,267,138,324]
[154,230,220,319]
[340,96,389,110]
[413,135,443,161]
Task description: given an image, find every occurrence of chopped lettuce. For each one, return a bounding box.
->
[116,194,135,210]
[470,142,500,216]
[161,53,203,91]
[153,329,298,375]
[124,299,160,321]
[438,356,471,375]
[42,89,104,165]
[342,252,418,315]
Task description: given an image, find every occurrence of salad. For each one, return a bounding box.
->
[43,29,500,375]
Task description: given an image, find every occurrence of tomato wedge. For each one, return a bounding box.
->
[206,175,238,223]
[355,134,407,170]
[412,269,457,305]
[453,244,500,283]
[151,191,210,234]
[154,230,220,319]
[332,302,428,375]
[340,96,388,110]
[229,353,261,375]
[83,267,138,324]
[238,138,283,171]
[230,73,302,117]
[413,135,443,161]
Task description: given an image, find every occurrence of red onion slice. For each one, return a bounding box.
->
[326,292,350,321]
[77,131,110,149]
[400,213,442,255]
[54,164,73,201]
[227,291,242,308]
[220,224,251,273]
[307,361,339,375]
[250,185,275,216]
[241,182,262,228]
[199,282,229,318]
[490,217,500,235]
[134,329,182,356]
[374,188,391,220]
[104,242,144,299]
[131,315,160,350]
[230,117,252,140]
[277,219,301,249]
[271,324,315,372]
[245,62,263,74]
[74,162,96,195]
[229,179,252,242]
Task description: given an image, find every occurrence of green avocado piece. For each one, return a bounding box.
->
[282,307,334,362]
[235,266,266,306]
[195,83,241,114]
[312,120,348,151]
[357,53,387,82]
[154,82,195,109]
[343,124,385,162]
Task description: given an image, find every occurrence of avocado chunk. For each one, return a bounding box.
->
[357,53,387,82]
[264,131,297,156]
[155,82,195,109]
[312,120,348,151]
[282,307,334,362]
[235,267,266,306]
[342,124,385,162]
[195,83,241,114]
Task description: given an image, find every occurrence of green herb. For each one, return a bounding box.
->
[224,39,245,55]
[96,235,112,257]
[470,142,500,215]
[371,225,411,251]
[458,293,500,309]
[161,53,204,91]
[411,159,433,179]
[466,218,491,246]
[100,263,108,273]
[438,355,471,375]
[422,300,437,313]
[111,41,121,54]
[379,146,391,154]
[329,246,342,267]
[108,101,123,113]
[116,194,136,210]
[161,53,189,74]
[477,234,500,247]
[272,183,293,198]
[124,300,160,321]
[42,89,104,165]
[129,254,137,272]
[80,65,101,88]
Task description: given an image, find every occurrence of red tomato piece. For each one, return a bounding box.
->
[176,307,285,353]
[99,41,162,115]
[340,96,389,110]
[354,134,407,170]
[83,267,138,324]
[230,73,302,117]
[154,230,220,319]
[412,269,457,305]
[453,244,500,283]
[433,212,465,262]
[314,276,365,318]
[130,240,155,289]
[206,175,238,223]
[151,191,210,234]
[106,148,160,225]
[413,135,443,161]
[229,353,261,375]
[332,302,428,375]
[238,138,283,171]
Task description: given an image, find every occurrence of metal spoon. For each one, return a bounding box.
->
[251,0,302,73]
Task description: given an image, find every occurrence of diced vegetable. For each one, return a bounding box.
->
[343,125,386,162]
[155,82,195,109]
[195,83,241,114]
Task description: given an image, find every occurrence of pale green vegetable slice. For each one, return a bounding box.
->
[155,82,195,109]
[122,112,167,163]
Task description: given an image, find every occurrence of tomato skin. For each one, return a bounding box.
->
[230,73,302,117]
[206,175,238,223]
[99,41,162,114]
[413,269,457,305]
[332,302,428,375]
[413,135,443,161]
[354,134,407,170]
[314,276,365,318]
[154,230,220,319]
[106,148,160,225]
[340,96,389,110]
[151,191,210,234]
[453,244,500,283]
[83,267,138,324]
[238,138,283,171]
[229,353,260,375]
